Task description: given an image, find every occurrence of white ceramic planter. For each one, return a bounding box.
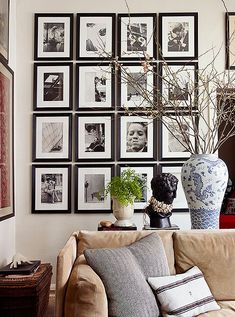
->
[112,198,134,227]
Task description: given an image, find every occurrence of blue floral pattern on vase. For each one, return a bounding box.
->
[181,154,228,229]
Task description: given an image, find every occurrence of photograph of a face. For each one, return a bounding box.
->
[119,115,156,161]
[32,165,71,213]
[76,114,114,161]
[77,14,115,59]
[160,62,197,108]
[76,63,114,110]
[161,116,195,159]
[33,114,72,161]
[160,164,188,212]
[75,165,114,212]
[34,63,72,110]
[118,64,154,109]
[118,14,155,59]
[34,14,73,60]
[118,164,154,211]
[0,0,9,62]
[159,13,198,60]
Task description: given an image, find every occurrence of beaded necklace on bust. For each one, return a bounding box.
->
[148,196,173,214]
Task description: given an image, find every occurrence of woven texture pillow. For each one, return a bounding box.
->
[84,232,170,317]
[148,266,220,317]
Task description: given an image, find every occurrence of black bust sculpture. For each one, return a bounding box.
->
[145,173,178,228]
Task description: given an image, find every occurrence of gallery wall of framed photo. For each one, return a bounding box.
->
[32,11,199,214]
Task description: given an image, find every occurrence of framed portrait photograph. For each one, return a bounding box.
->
[76,13,115,60]
[117,63,155,110]
[33,63,73,111]
[159,13,198,60]
[159,163,188,212]
[32,164,71,213]
[160,62,198,109]
[160,115,196,160]
[117,164,155,212]
[32,113,72,162]
[75,113,114,162]
[117,13,156,60]
[34,13,73,60]
[0,61,14,222]
[76,63,114,110]
[75,164,114,213]
[118,114,156,161]
[0,0,9,63]
[226,12,235,69]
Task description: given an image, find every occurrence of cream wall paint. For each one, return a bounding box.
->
[15,0,234,283]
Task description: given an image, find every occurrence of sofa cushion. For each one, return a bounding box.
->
[78,230,176,274]
[198,301,235,316]
[148,266,220,317]
[64,255,108,317]
[84,233,170,317]
[173,230,235,301]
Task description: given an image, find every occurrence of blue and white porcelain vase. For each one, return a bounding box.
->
[181,154,228,229]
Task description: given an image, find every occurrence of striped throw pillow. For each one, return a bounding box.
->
[148,266,220,317]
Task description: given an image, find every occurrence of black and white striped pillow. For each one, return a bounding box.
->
[148,266,220,317]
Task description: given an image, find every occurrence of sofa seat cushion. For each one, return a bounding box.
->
[64,255,108,317]
[198,301,235,316]
[78,230,176,274]
[173,230,235,301]
[84,233,170,317]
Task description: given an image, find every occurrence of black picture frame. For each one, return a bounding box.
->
[117,13,157,60]
[159,163,188,212]
[0,0,9,63]
[33,62,73,111]
[75,113,114,162]
[117,62,156,111]
[159,12,198,60]
[160,114,198,161]
[159,61,198,110]
[75,164,114,213]
[32,113,72,162]
[32,164,71,213]
[117,113,157,161]
[76,13,116,60]
[117,163,156,212]
[34,13,73,61]
[76,62,115,111]
[0,61,14,222]
[225,12,235,69]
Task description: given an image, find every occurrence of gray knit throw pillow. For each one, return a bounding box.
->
[84,233,170,317]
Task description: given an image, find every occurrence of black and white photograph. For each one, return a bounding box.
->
[32,114,72,161]
[118,114,156,161]
[75,164,114,213]
[118,63,154,110]
[160,164,188,212]
[160,62,198,108]
[32,165,71,213]
[76,63,114,110]
[161,116,196,160]
[0,0,9,63]
[77,13,115,60]
[226,13,235,69]
[159,13,198,60]
[75,114,114,161]
[118,164,155,212]
[118,14,156,59]
[33,63,73,111]
[34,13,73,60]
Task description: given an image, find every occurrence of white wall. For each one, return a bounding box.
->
[15,0,235,283]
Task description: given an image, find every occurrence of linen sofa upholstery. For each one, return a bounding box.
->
[55,229,235,317]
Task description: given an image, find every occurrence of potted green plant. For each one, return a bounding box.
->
[104,168,143,227]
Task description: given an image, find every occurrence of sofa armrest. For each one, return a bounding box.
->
[64,255,108,317]
[55,232,78,317]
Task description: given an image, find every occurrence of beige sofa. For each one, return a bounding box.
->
[55,230,235,317]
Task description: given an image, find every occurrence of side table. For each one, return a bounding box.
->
[0,263,52,317]
[98,224,137,231]
[143,224,180,230]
